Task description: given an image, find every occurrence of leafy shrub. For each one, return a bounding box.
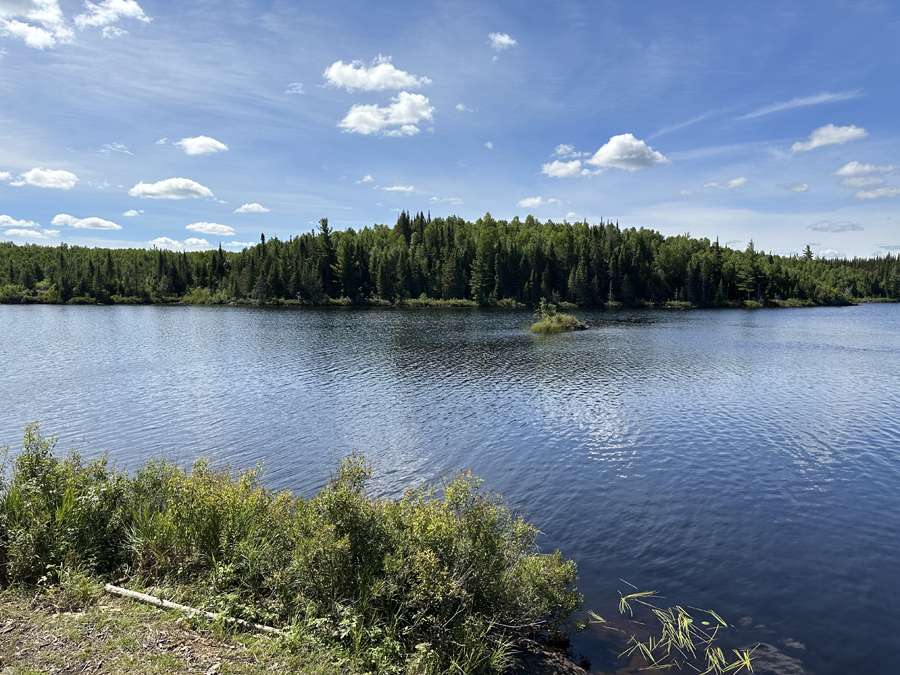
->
[1,423,131,584]
[1,425,583,673]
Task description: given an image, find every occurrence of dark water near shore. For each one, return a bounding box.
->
[2,303,899,673]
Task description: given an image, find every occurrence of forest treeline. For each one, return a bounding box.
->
[2,212,899,307]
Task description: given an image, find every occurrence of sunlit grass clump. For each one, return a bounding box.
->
[0,423,584,675]
[530,299,588,333]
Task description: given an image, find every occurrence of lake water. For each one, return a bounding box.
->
[2,303,899,674]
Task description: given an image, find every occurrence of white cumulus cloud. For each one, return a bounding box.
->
[122,209,139,216]
[430,196,464,205]
[382,185,414,193]
[4,228,50,238]
[517,196,561,208]
[338,92,433,136]
[184,237,210,248]
[484,141,493,149]
[51,213,122,230]
[174,136,228,155]
[224,241,255,248]
[285,82,304,94]
[148,237,182,250]
[0,0,74,49]
[832,161,896,176]
[186,222,234,236]
[852,186,900,200]
[234,203,269,213]
[73,0,150,29]
[585,134,670,171]
[324,55,431,92]
[807,220,863,232]
[356,175,373,184]
[10,167,78,189]
[542,159,590,178]
[553,144,586,158]
[0,171,10,180]
[488,32,516,51]
[0,214,39,229]
[791,124,867,152]
[129,177,213,199]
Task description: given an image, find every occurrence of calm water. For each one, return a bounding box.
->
[2,303,899,673]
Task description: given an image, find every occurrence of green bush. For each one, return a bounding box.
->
[1,423,131,584]
[0,425,583,674]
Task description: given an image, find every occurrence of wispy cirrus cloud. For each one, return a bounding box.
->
[739,90,860,119]
[703,177,748,189]
[650,108,723,139]
[777,182,809,192]
[101,142,132,155]
[807,220,863,232]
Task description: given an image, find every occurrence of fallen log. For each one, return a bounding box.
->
[103,584,279,634]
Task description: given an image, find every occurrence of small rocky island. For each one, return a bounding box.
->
[530,300,590,333]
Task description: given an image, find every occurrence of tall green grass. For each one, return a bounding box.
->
[0,423,583,674]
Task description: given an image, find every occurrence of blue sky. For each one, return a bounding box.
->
[1,0,898,258]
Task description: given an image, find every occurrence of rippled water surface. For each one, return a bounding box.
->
[2,303,899,673]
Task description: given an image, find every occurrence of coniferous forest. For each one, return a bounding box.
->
[3,212,899,307]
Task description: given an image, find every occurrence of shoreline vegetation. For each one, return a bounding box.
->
[0,425,760,674]
[530,299,589,334]
[0,423,586,674]
[3,213,899,308]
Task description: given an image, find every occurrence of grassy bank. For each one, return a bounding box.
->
[0,424,584,674]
